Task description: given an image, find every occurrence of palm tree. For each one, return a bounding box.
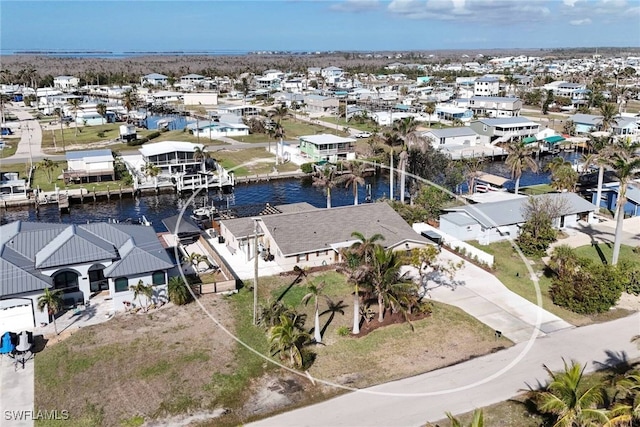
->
[68,98,81,140]
[608,370,640,426]
[586,135,613,210]
[193,146,209,170]
[130,279,153,312]
[463,157,485,195]
[398,147,409,204]
[167,276,193,305]
[445,409,484,427]
[533,360,609,427]
[547,157,578,192]
[346,231,385,333]
[392,116,418,137]
[339,162,366,205]
[423,103,435,127]
[53,107,66,151]
[268,313,311,369]
[143,162,161,187]
[37,288,64,335]
[369,245,413,323]
[37,158,56,184]
[312,166,336,209]
[96,103,107,125]
[598,103,619,132]
[122,89,138,117]
[301,280,325,344]
[602,140,640,265]
[549,245,579,280]
[505,141,538,195]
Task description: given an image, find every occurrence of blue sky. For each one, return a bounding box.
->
[1,0,639,52]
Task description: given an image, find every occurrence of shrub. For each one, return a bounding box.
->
[300,163,314,174]
[549,262,625,314]
[147,131,161,140]
[97,131,106,138]
[127,138,146,146]
[336,326,350,337]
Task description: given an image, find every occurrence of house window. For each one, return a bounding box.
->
[53,271,79,294]
[152,271,166,286]
[115,277,128,293]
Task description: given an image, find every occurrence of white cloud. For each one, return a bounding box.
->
[563,0,580,6]
[387,0,550,23]
[570,18,592,25]
[330,0,381,12]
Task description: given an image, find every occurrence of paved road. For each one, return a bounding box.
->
[250,312,640,427]
[0,352,34,427]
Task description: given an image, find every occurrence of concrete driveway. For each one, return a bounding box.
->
[0,351,34,427]
[549,217,640,252]
[407,250,573,343]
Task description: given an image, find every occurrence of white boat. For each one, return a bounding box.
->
[191,205,219,224]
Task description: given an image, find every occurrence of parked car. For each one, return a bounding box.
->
[354,131,372,138]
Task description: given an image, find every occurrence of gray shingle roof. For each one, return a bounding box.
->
[258,202,428,256]
[445,193,597,228]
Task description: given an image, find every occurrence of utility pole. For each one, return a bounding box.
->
[252,218,260,325]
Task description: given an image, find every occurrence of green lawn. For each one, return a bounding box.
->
[41,123,121,149]
[467,241,631,326]
[318,117,379,133]
[520,184,554,195]
[573,243,638,265]
[281,118,349,138]
[30,160,131,193]
[0,138,20,158]
[213,147,299,177]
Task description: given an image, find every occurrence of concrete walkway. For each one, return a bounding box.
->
[415,250,573,343]
[4,106,45,162]
[549,217,640,252]
[0,351,34,427]
[250,312,640,427]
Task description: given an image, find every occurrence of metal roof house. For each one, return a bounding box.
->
[141,73,168,86]
[469,117,540,144]
[64,149,115,184]
[139,141,206,175]
[0,221,174,331]
[298,134,357,163]
[217,202,430,271]
[439,193,598,245]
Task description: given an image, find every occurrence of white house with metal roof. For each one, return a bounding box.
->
[421,127,483,149]
[469,96,522,118]
[141,73,168,86]
[439,193,598,245]
[474,76,500,96]
[469,117,540,144]
[64,149,115,184]
[0,221,174,331]
[53,75,80,90]
[218,202,430,271]
[139,141,206,174]
[298,134,356,162]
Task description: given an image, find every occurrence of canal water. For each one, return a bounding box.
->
[1,152,582,232]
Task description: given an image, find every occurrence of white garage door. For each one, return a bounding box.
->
[0,304,34,333]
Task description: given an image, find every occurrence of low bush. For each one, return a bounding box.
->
[127,138,146,146]
[336,326,350,337]
[549,262,625,314]
[300,163,314,174]
[147,131,161,140]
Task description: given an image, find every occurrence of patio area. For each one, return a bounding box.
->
[37,291,116,338]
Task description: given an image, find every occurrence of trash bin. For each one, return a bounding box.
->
[218,235,225,244]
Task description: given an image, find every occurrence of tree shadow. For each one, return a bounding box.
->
[319,298,348,337]
[593,243,608,265]
[276,270,305,303]
[593,349,632,376]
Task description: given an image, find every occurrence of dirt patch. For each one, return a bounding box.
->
[355,310,431,337]
[616,292,640,311]
[35,294,236,427]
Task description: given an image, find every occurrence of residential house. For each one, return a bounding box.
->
[298,134,356,162]
[421,127,482,149]
[591,181,640,217]
[216,104,259,117]
[141,73,169,86]
[139,141,206,174]
[469,96,522,118]
[0,172,27,200]
[64,149,115,184]
[569,113,638,136]
[304,94,339,114]
[193,122,249,139]
[435,105,474,122]
[0,221,174,331]
[180,73,205,86]
[183,92,218,106]
[218,202,430,271]
[53,76,80,90]
[321,66,344,84]
[469,117,540,144]
[474,76,500,96]
[439,193,598,245]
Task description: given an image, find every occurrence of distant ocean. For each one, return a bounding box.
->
[0,50,253,58]
[0,50,319,58]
